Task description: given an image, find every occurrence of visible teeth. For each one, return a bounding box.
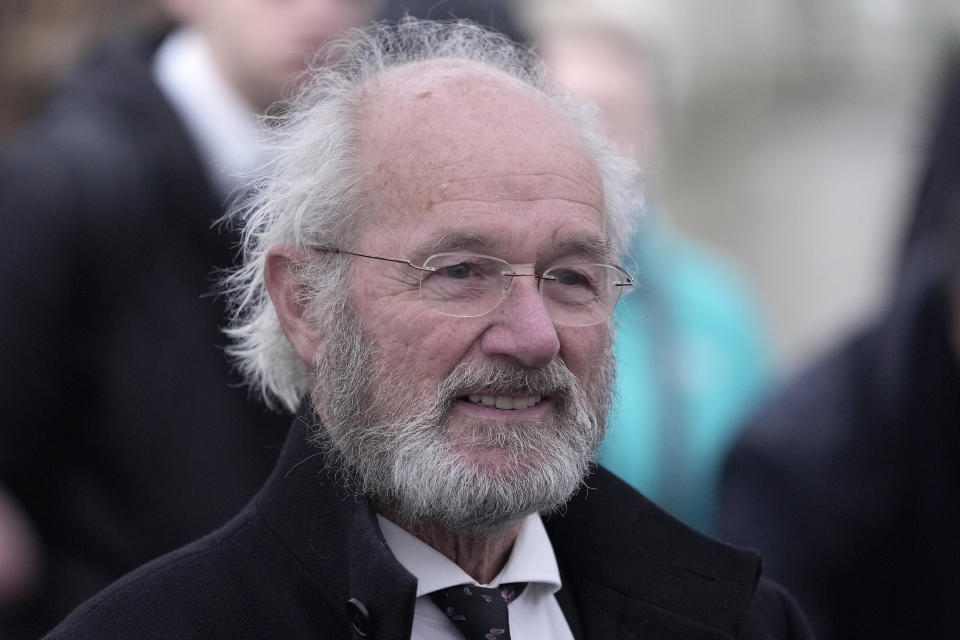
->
[465,394,543,410]
[520,395,542,409]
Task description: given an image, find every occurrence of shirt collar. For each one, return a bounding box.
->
[377,514,563,598]
[152,27,271,198]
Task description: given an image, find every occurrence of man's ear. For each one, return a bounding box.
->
[264,246,325,366]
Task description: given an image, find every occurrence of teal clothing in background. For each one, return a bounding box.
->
[601,218,772,533]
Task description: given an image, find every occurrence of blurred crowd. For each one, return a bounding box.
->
[1,1,958,638]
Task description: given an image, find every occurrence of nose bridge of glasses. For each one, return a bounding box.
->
[487,273,555,334]
[502,262,554,284]
[500,267,551,297]
[491,270,554,327]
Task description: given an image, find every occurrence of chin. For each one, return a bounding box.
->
[454,443,552,478]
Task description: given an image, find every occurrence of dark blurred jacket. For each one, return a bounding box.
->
[0,33,288,638]
[718,50,960,640]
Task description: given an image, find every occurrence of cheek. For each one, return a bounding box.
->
[558,325,611,385]
[350,259,481,371]
[362,306,480,394]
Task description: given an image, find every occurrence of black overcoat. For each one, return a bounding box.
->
[46,417,811,639]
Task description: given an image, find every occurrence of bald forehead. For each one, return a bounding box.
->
[365,58,529,101]
[356,60,603,215]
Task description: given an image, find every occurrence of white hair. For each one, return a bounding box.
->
[221,18,644,412]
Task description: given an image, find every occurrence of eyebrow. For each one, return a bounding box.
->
[413,232,495,262]
[551,234,613,262]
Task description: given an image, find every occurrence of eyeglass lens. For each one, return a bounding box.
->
[419,253,624,326]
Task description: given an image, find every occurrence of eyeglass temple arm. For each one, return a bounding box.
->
[613,265,635,287]
[308,246,436,272]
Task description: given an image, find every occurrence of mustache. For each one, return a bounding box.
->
[435,359,577,403]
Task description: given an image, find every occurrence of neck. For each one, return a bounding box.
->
[384,510,524,584]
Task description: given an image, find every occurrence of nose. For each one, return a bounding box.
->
[479,276,561,367]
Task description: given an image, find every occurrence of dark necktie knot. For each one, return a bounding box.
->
[430,582,527,640]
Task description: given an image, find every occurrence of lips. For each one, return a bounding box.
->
[462,394,544,410]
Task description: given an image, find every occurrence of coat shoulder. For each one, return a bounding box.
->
[44,513,257,639]
[741,577,815,640]
[548,466,811,639]
[43,509,350,640]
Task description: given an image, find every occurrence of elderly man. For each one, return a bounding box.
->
[46,20,809,640]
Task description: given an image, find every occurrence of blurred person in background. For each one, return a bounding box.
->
[719,49,960,640]
[528,3,773,533]
[0,0,376,636]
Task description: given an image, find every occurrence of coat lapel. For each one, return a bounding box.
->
[545,466,761,639]
[256,415,419,640]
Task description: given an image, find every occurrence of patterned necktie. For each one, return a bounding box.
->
[429,582,527,640]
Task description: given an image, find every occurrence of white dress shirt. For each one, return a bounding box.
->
[152,28,271,198]
[377,514,575,640]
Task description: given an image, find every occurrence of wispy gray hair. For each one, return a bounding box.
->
[221,18,644,413]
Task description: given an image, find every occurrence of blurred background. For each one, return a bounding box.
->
[520,0,960,375]
[3,0,959,374]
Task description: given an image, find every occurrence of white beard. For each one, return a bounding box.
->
[309,301,614,535]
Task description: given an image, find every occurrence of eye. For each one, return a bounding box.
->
[426,255,504,280]
[550,267,593,288]
[437,262,476,279]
